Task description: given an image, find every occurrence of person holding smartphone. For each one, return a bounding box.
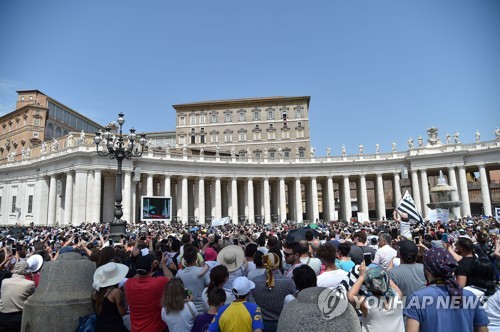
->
[387,240,426,297]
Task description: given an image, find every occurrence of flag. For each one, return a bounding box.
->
[397,190,425,227]
[211,217,230,227]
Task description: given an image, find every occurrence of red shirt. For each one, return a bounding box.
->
[124,276,169,332]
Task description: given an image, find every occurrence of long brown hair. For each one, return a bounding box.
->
[92,286,115,315]
[161,278,185,312]
[207,265,229,296]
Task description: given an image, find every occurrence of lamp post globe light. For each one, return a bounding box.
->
[94,113,146,240]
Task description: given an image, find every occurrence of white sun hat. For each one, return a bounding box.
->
[92,262,129,291]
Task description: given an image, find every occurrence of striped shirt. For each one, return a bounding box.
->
[251,270,295,321]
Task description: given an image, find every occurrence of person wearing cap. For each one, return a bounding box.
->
[92,262,129,332]
[208,276,264,332]
[124,253,173,332]
[404,247,489,332]
[387,240,426,297]
[25,254,44,288]
[252,252,294,332]
[0,261,36,331]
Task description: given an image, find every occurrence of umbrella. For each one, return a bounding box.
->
[286,228,319,243]
[190,227,199,232]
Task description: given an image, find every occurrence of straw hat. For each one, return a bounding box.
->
[93,262,129,291]
[217,245,245,272]
[27,254,44,273]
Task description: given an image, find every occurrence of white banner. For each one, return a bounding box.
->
[211,217,230,227]
[429,208,449,224]
[495,207,500,222]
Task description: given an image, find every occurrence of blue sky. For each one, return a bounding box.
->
[0,0,499,155]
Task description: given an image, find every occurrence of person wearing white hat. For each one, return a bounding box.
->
[91,262,129,332]
[26,254,44,288]
[217,245,248,291]
[208,276,264,332]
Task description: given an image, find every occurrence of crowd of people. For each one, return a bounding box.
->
[0,212,499,332]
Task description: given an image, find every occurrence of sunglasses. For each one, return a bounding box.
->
[284,252,296,257]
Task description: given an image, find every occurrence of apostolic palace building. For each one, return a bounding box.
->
[0,90,499,226]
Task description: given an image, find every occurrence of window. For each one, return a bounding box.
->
[296,109,303,118]
[21,97,25,101]
[29,96,33,101]
[180,116,186,126]
[211,132,219,143]
[296,129,304,139]
[253,131,261,141]
[211,114,218,123]
[199,114,206,124]
[267,109,275,120]
[268,131,276,140]
[179,135,186,145]
[0,196,2,214]
[224,131,232,142]
[238,131,246,141]
[270,150,276,159]
[28,195,33,214]
[34,118,41,126]
[11,196,16,213]
[191,135,196,144]
[190,115,196,125]
[299,148,305,158]
[284,150,290,158]
[200,135,205,144]
[253,111,260,121]
[282,131,289,139]
[238,111,245,122]
[224,113,231,123]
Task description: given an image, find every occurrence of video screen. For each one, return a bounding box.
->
[141,196,171,221]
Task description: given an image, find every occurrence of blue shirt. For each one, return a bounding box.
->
[335,259,355,273]
[403,285,489,332]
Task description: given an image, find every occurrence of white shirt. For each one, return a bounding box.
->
[373,245,397,270]
[399,221,411,239]
[161,302,196,332]
[317,269,349,289]
[300,256,322,276]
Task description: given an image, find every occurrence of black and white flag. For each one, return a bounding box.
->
[397,190,425,227]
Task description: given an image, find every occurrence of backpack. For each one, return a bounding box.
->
[76,313,96,332]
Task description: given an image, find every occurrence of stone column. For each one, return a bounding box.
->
[231,178,238,223]
[93,170,102,223]
[123,171,132,223]
[64,172,74,225]
[263,177,271,224]
[478,164,492,216]
[410,170,422,212]
[295,177,303,223]
[146,174,154,196]
[342,175,352,220]
[393,173,401,208]
[181,176,188,224]
[198,177,205,224]
[376,173,386,220]
[35,177,49,226]
[164,175,171,197]
[311,177,319,222]
[215,177,222,219]
[73,170,88,225]
[458,166,471,217]
[327,176,335,221]
[47,175,57,225]
[447,167,460,218]
[359,175,369,217]
[279,177,287,223]
[420,170,430,218]
[247,178,255,223]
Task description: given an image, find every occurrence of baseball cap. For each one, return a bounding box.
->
[232,276,255,297]
[135,254,154,276]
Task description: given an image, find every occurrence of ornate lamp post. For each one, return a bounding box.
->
[94,113,146,240]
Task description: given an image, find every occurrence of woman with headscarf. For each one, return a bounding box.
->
[404,247,489,332]
[347,261,404,332]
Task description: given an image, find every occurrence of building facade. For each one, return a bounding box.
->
[173,96,311,159]
[0,91,499,226]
